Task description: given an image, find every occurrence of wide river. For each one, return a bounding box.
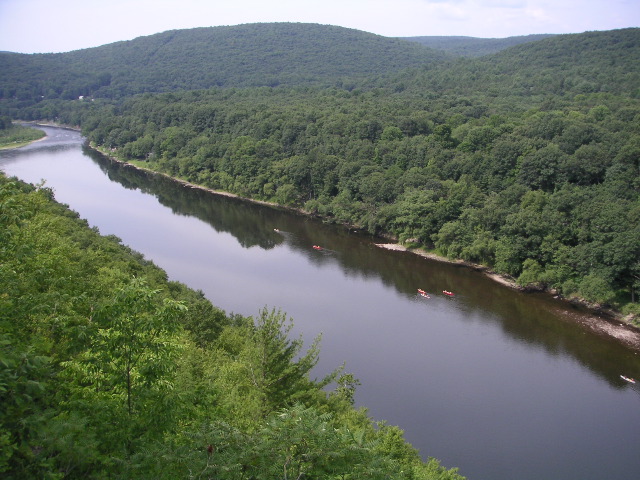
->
[2,126,640,479]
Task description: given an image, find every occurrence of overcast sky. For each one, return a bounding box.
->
[0,0,638,53]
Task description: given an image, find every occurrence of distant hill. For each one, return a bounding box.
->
[390,28,640,100]
[0,23,449,103]
[2,24,637,114]
[399,34,555,57]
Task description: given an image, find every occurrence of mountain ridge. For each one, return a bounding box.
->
[0,23,450,102]
[1,24,638,112]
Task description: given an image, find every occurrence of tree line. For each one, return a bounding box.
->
[401,33,554,57]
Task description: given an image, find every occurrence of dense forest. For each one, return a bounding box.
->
[0,173,464,478]
[1,21,639,478]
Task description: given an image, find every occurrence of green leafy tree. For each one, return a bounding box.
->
[168,404,410,480]
[0,336,50,477]
[578,274,616,305]
[62,278,187,458]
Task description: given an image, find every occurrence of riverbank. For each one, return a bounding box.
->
[93,145,310,216]
[375,242,519,289]
[374,242,640,352]
[0,136,46,150]
[90,143,640,352]
[0,123,47,150]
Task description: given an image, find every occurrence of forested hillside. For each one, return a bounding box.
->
[400,34,553,57]
[0,174,464,479]
[390,28,640,103]
[0,23,448,104]
[16,26,634,316]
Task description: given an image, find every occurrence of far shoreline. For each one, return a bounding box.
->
[0,135,47,150]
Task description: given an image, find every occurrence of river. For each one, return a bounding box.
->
[2,126,639,479]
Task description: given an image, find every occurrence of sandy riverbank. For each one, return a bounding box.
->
[375,242,519,289]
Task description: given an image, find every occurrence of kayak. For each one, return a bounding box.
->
[620,375,636,384]
[442,290,454,296]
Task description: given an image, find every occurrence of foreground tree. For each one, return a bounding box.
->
[61,278,187,463]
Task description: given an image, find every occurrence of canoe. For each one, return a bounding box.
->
[620,375,636,384]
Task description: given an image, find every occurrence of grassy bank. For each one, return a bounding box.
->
[0,123,46,149]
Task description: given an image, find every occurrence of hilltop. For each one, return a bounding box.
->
[3,24,637,110]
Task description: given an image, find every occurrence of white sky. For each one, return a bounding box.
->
[0,0,638,53]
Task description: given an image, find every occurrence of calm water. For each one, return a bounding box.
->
[2,126,640,479]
